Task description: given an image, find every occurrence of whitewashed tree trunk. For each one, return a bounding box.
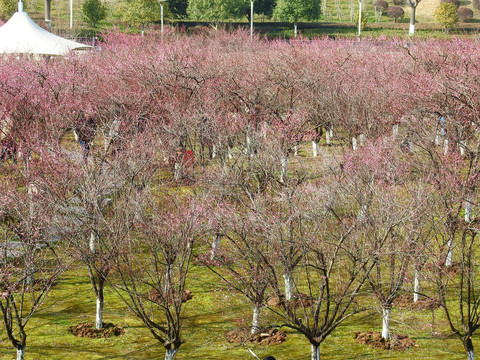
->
[89,231,96,253]
[465,200,472,223]
[294,23,298,37]
[251,305,261,334]
[352,137,358,151]
[212,144,217,159]
[326,128,333,145]
[435,132,441,146]
[210,235,220,261]
[73,128,79,142]
[312,141,319,157]
[245,135,252,156]
[443,139,449,155]
[164,348,179,360]
[173,163,182,180]
[382,307,391,339]
[294,144,298,156]
[459,140,466,157]
[227,145,233,159]
[311,343,320,360]
[446,239,454,267]
[392,124,399,137]
[96,296,103,329]
[467,348,475,360]
[359,133,365,146]
[16,346,25,360]
[280,155,289,183]
[413,269,420,303]
[283,273,293,301]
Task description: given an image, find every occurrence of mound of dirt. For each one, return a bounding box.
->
[68,322,125,338]
[266,293,314,308]
[394,295,441,310]
[226,327,287,345]
[354,331,418,351]
[148,289,193,304]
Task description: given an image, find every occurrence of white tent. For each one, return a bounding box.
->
[0,2,91,56]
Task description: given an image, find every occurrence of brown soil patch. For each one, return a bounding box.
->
[148,289,193,304]
[68,322,125,338]
[394,295,441,310]
[354,331,418,351]
[226,327,287,345]
[266,293,314,308]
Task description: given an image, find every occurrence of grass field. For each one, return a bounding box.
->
[0,260,473,360]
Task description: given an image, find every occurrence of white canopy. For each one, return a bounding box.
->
[0,5,91,56]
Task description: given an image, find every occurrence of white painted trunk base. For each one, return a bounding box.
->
[382,308,391,339]
[294,23,298,37]
[96,297,103,329]
[165,348,179,360]
[459,140,466,157]
[435,133,441,146]
[312,141,319,157]
[280,156,289,183]
[467,348,475,360]
[89,232,96,253]
[359,133,365,146]
[465,201,472,223]
[446,239,454,267]
[326,130,332,145]
[210,235,220,261]
[409,23,415,35]
[251,305,261,334]
[294,145,298,156]
[16,346,25,360]
[311,343,320,360]
[414,270,420,303]
[352,137,358,151]
[211,144,217,159]
[443,139,449,155]
[283,273,293,301]
[392,124,399,137]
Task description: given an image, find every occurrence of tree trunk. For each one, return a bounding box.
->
[446,238,454,267]
[359,133,365,146]
[294,144,298,156]
[45,0,51,29]
[392,124,399,137]
[459,140,466,157]
[164,347,179,360]
[96,294,104,329]
[283,272,293,301]
[326,128,333,145]
[89,232,96,253]
[413,269,420,303]
[251,304,261,334]
[352,137,358,151]
[465,200,472,223]
[409,5,415,35]
[443,139,449,155]
[16,346,25,360]
[312,141,319,157]
[465,337,475,360]
[210,235,220,261]
[280,155,289,183]
[294,22,298,37]
[435,132,441,146]
[311,343,320,360]
[382,307,391,339]
[245,134,252,156]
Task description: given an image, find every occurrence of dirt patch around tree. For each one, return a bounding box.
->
[226,327,287,345]
[354,331,418,351]
[394,295,441,310]
[68,322,125,338]
[266,293,314,308]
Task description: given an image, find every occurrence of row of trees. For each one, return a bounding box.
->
[2,31,480,360]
